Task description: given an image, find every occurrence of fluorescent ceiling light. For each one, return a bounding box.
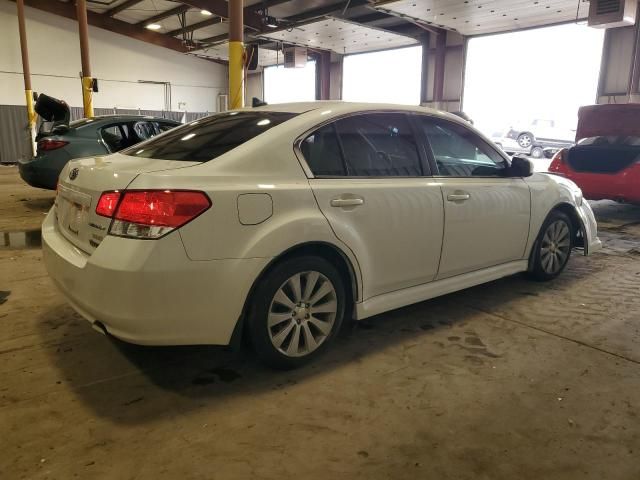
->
[201,9,213,16]
[146,23,162,30]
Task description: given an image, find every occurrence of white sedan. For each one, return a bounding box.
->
[43,102,601,368]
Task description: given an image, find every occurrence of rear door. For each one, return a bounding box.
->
[301,112,444,300]
[417,116,531,279]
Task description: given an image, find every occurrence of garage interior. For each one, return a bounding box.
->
[2,0,640,479]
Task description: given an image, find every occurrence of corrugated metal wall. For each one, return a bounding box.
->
[0,105,32,164]
[0,105,211,164]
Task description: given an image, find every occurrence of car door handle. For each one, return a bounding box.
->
[447,192,471,202]
[330,197,364,208]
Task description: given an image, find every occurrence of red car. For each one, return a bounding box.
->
[548,104,640,205]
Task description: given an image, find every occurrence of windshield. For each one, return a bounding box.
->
[121,111,297,162]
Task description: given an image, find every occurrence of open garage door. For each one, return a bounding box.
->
[264,61,316,104]
[463,23,604,164]
[343,46,422,105]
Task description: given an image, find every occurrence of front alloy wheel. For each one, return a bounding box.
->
[518,133,533,148]
[528,211,573,281]
[539,220,571,275]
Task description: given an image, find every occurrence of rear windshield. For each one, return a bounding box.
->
[121,111,297,162]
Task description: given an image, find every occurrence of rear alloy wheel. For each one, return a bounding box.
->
[518,132,534,149]
[530,146,544,159]
[247,256,346,369]
[528,211,574,281]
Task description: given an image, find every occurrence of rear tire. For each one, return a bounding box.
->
[530,146,544,159]
[528,211,574,281]
[247,256,346,369]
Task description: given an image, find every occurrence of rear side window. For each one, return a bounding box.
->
[300,113,423,177]
[300,124,345,176]
[122,111,297,162]
[101,124,126,152]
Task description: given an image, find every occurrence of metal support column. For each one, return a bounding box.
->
[228,0,245,109]
[419,33,430,105]
[629,5,640,97]
[316,50,331,100]
[433,31,446,108]
[76,0,94,118]
[16,0,36,156]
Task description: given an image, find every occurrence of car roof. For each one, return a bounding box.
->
[72,115,180,126]
[246,101,449,116]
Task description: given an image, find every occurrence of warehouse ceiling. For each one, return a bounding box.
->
[16,0,590,63]
[375,0,591,36]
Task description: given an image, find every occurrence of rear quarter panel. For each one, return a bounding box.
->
[125,131,363,298]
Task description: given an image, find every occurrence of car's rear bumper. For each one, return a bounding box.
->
[18,159,58,190]
[551,164,640,205]
[42,208,270,346]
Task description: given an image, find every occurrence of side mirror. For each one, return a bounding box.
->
[509,155,534,177]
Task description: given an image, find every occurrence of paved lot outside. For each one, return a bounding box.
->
[1,165,639,480]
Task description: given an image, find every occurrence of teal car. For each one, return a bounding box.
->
[19,94,180,190]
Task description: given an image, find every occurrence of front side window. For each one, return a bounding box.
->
[300,113,423,177]
[420,118,508,177]
[122,111,297,162]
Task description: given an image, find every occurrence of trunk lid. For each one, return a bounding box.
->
[55,153,198,253]
[35,93,71,140]
[576,104,640,141]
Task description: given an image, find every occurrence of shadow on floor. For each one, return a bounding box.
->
[37,260,598,426]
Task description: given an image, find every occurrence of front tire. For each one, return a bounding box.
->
[247,256,346,369]
[518,132,534,149]
[528,211,574,281]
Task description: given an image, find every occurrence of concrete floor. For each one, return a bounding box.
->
[1,164,640,480]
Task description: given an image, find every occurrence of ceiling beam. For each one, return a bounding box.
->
[105,0,144,17]
[178,0,263,30]
[136,4,190,27]
[14,0,190,53]
[167,17,223,36]
[198,32,228,45]
[199,0,374,46]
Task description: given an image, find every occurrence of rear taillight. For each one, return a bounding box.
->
[96,190,211,239]
[37,139,68,152]
[548,148,567,174]
[96,191,122,218]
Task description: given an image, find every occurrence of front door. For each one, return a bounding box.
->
[417,116,531,279]
[300,112,444,300]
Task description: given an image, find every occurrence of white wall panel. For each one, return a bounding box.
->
[601,26,636,95]
[0,2,226,112]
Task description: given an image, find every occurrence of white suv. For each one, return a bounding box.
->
[43,102,601,368]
